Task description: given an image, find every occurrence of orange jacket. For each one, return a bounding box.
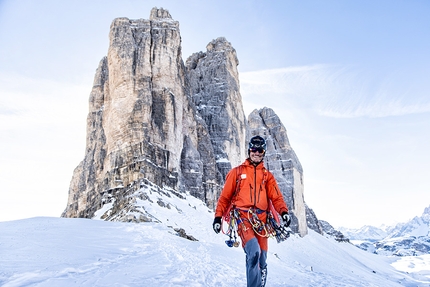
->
[215,159,289,218]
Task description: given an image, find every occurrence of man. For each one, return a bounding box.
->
[212,135,291,287]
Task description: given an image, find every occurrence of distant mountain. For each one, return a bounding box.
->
[387,206,430,239]
[339,225,389,242]
[341,205,430,256]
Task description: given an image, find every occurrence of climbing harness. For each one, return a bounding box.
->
[222,206,290,247]
[247,208,270,237]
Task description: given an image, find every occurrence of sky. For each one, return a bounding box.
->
[0,0,429,228]
[1,188,428,286]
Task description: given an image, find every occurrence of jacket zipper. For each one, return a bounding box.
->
[253,166,257,206]
[258,184,262,203]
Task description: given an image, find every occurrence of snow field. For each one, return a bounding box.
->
[1,187,429,286]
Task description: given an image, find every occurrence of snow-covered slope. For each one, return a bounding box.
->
[1,189,429,286]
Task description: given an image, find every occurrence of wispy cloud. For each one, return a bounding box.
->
[240,64,430,118]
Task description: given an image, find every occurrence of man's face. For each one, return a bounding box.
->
[249,148,265,164]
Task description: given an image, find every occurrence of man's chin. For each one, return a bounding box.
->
[250,157,263,164]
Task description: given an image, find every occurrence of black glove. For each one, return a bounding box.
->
[213,217,222,234]
[281,212,291,227]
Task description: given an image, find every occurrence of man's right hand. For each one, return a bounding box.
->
[213,217,222,234]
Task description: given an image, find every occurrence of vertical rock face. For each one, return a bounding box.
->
[248,107,308,237]
[62,7,321,237]
[64,57,108,218]
[186,37,247,181]
[62,8,218,219]
[105,10,185,178]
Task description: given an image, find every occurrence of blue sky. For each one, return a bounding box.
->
[0,0,429,228]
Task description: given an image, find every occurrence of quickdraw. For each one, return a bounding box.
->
[222,208,242,248]
[267,211,291,243]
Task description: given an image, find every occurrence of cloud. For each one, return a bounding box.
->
[240,64,430,118]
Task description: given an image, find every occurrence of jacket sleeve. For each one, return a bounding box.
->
[214,168,238,217]
[266,172,289,215]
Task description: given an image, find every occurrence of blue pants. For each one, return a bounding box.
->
[244,237,268,287]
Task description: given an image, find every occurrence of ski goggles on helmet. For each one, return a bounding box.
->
[249,147,265,153]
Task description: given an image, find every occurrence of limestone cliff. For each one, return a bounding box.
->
[62,8,218,219]
[63,7,315,237]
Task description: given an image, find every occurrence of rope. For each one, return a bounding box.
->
[247,207,291,242]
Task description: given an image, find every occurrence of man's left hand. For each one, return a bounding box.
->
[281,212,291,227]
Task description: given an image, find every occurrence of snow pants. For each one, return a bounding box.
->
[244,238,267,287]
[237,209,269,287]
